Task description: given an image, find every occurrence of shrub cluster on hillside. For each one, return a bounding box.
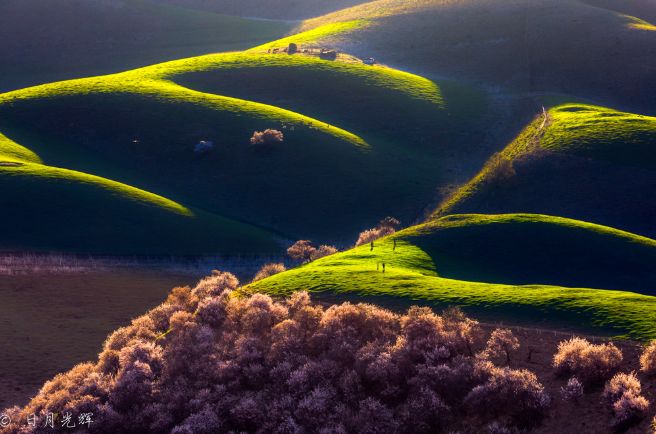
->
[252,262,287,282]
[2,272,551,434]
[355,216,401,247]
[286,240,337,263]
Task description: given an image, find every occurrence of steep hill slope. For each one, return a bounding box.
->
[289,0,656,113]
[0,133,279,254]
[435,104,656,238]
[0,51,504,243]
[0,0,291,92]
[249,213,656,340]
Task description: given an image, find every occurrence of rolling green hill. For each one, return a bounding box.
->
[286,0,656,114]
[248,213,656,340]
[0,51,504,246]
[435,104,656,238]
[0,0,292,92]
[0,132,279,255]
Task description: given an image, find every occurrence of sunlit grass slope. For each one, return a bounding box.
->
[436,104,656,237]
[0,51,491,242]
[249,213,656,340]
[293,0,656,113]
[0,133,278,255]
[0,0,292,92]
[167,52,445,145]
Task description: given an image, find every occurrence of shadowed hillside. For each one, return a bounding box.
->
[0,52,511,247]
[0,0,292,92]
[290,0,656,114]
[0,133,279,255]
[435,104,656,238]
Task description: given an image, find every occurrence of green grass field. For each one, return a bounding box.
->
[436,104,656,238]
[248,213,656,340]
[0,50,498,248]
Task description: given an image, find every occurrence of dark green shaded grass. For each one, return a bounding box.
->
[0,0,293,92]
[0,163,279,255]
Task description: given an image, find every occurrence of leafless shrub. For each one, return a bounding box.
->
[355,216,400,247]
[286,240,315,262]
[640,340,656,375]
[610,388,649,428]
[287,240,337,263]
[552,337,622,385]
[252,263,286,282]
[484,329,520,364]
[560,377,583,402]
[250,129,284,145]
[603,372,642,403]
[310,244,338,261]
[378,216,401,230]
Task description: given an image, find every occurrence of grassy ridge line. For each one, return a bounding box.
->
[0,60,373,150]
[433,115,545,217]
[0,132,41,164]
[0,128,191,215]
[434,103,656,217]
[248,216,656,340]
[625,15,656,31]
[297,0,459,30]
[0,51,442,108]
[249,20,371,50]
[0,131,281,254]
[0,50,447,149]
[152,52,444,106]
[415,213,656,248]
[0,162,192,216]
[541,104,656,168]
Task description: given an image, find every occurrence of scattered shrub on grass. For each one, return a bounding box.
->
[252,263,286,282]
[640,340,656,375]
[484,329,520,364]
[3,272,551,433]
[560,377,584,402]
[250,129,284,145]
[552,337,622,385]
[355,216,401,246]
